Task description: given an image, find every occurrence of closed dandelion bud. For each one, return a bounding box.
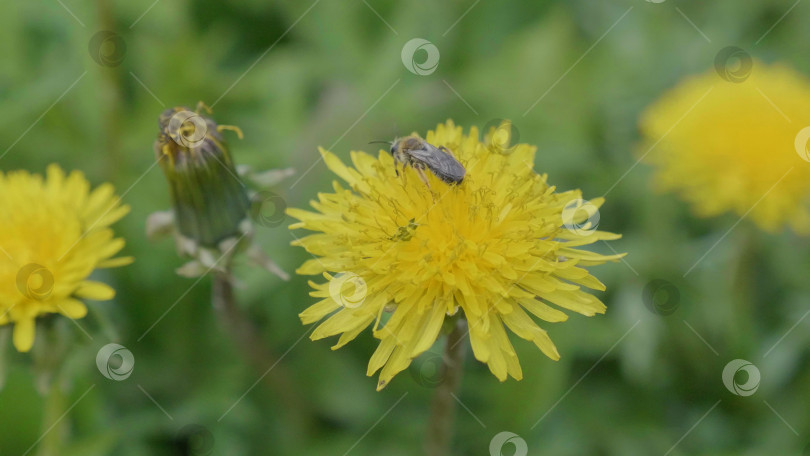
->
[154,105,250,247]
[148,103,293,281]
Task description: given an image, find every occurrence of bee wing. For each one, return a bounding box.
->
[407,145,466,183]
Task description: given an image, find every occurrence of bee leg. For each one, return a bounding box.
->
[414,166,435,199]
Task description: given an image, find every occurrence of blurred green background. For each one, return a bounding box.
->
[2,0,810,454]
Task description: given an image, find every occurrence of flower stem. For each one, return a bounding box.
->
[425,318,467,456]
[96,0,123,179]
[37,377,66,456]
[211,273,310,432]
[731,227,757,350]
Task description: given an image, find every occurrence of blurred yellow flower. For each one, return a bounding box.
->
[639,62,810,233]
[288,121,623,389]
[0,165,131,352]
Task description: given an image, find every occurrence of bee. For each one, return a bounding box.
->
[375,135,466,190]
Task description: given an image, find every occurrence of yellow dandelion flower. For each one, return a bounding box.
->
[639,61,810,233]
[0,165,132,352]
[288,121,623,389]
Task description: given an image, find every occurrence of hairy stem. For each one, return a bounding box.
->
[36,377,66,456]
[211,273,310,432]
[425,319,467,456]
[96,0,123,179]
[731,227,757,351]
